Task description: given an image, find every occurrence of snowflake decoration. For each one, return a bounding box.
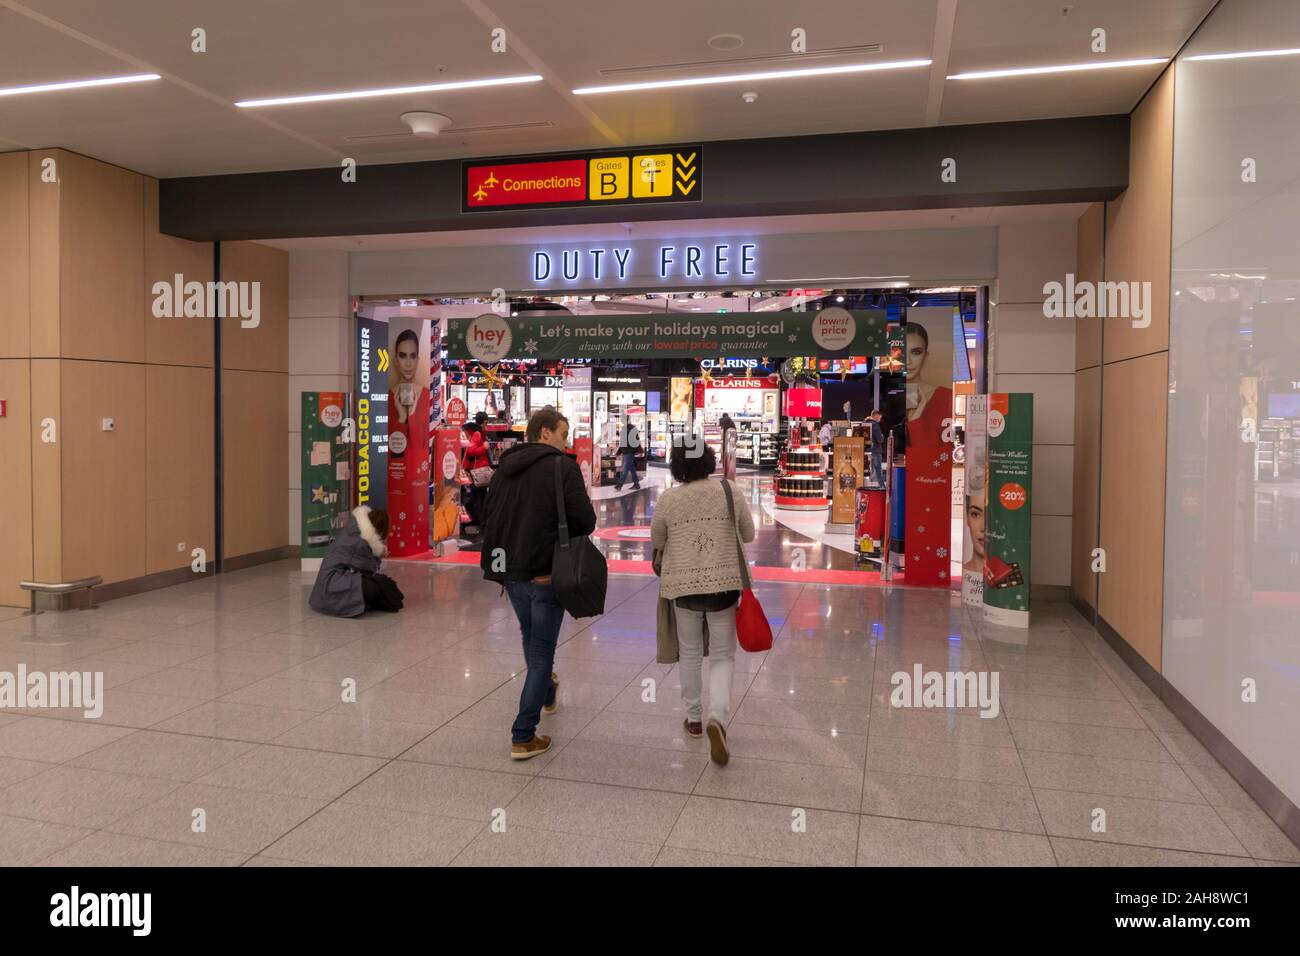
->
[939,452,949,462]
[918,525,926,533]
[524,339,539,354]
[788,333,798,342]
[931,459,940,468]
[399,512,407,521]
[936,547,948,559]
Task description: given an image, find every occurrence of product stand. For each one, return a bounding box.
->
[775,418,830,511]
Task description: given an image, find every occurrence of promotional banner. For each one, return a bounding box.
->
[831,436,865,525]
[300,392,352,559]
[984,393,1034,627]
[431,428,462,544]
[904,308,955,588]
[445,396,468,427]
[571,437,595,492]
[669,376,693,422]
[429,317,443,431]
[721,427,738,481]
[784,386,823,419]
[387,319,433,556]
[445,309,886,361]
[962,394,990,608]
[354,317,388,509]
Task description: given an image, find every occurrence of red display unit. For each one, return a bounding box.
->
[784,386,823,419]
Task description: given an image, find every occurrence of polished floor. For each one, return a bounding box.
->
[1,554,1296,867]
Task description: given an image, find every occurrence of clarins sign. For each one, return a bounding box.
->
[530,242,758,285]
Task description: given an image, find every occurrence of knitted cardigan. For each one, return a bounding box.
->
[650,478,756,600]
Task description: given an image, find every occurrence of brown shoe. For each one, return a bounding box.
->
[705,719,729,766]
[510,735,552,760]
[683,719,703,738]
[542,672,559,715]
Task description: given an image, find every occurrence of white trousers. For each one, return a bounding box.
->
[674,604,737,723]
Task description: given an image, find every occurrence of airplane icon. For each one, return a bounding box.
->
[473,185,488,201]
[483,171,498,188]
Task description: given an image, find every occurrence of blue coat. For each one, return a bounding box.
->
[309,507,387,617]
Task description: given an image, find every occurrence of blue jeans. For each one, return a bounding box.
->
[504,580,564,744]
[870,451,884,487]
[616,451,639,489]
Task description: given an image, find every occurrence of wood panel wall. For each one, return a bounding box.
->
[1,149,285,604]
[1072,66,1175,672]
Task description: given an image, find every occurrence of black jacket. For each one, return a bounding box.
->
[616,421,643,455]
[480,442,598,582]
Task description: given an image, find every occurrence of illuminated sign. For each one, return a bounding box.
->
[464,145,701,212]
[530,243,758,285]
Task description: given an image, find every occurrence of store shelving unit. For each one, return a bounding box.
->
[775,446,829,510]
[736,427,781,468]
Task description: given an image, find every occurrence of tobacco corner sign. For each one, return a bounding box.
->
[464,145,702,212]
[446,309,886,362]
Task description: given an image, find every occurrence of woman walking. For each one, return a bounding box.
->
[650,442,755,764]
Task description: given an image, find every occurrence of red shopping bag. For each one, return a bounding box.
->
[722,480,773,653]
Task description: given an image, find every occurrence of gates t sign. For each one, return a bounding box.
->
[446,309,885,362]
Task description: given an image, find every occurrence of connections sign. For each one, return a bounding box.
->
[464,145,701,211]
[445,309,886,361]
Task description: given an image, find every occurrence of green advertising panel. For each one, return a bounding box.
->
[983,393,1033,628]
[445,309,886,362]
[301,391,352,559]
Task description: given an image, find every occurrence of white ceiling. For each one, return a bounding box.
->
[0,0,1215,178]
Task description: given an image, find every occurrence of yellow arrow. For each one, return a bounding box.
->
[378,348,389,372]
[676,152,696,166]
[676,177,696,194]
[677,164,696,179]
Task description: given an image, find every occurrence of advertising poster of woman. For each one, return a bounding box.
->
[387,320,433,556]
[903,309,955,587]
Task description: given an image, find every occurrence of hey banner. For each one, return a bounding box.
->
[445,309,886,362]
[984,393,1034,627]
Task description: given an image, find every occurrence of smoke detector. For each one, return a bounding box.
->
[741,90,758,104]
[399,111,452,138]
[708,33,744,51]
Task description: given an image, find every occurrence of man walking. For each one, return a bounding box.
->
[614,406,642,491]
[868,409,887,486]
[480,407,597,759]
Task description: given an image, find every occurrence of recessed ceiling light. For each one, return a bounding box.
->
[0,73,160,98]
[948,57,1166,80]
[236,74,543,108]
[708,33,745,52]
[573,59,931,95]
[1186,47,1300,62]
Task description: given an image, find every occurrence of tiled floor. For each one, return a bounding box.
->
[1,558,1296,866]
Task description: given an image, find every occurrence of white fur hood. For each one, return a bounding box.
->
[354,506,387,558]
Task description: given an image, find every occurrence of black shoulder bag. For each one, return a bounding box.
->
[550,457,608,618]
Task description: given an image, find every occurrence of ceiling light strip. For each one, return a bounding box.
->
[573,59,932,95]
[236,74,544,108]
[0,73,160,98]
[1185,47,1300,62]
[948,57,1167,80]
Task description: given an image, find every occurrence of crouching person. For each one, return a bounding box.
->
[309,506,403,616]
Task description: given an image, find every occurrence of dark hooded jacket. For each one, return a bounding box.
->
[480,442,597,582]
[309,506,386,617]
